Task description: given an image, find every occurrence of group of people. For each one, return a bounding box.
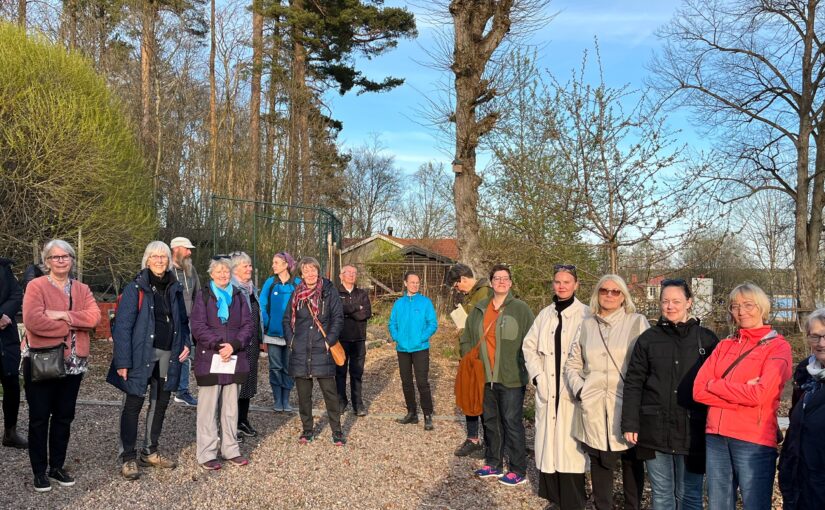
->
[3,239,824,508]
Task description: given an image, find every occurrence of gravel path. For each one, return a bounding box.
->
[0,323,549,509]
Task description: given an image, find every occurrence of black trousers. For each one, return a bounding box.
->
[538,471,587,510]
[1,370,20,428]
[22,359,83,476]
[396,349,433,415]
[119,362,171,462]
[335,340,366,410]
[295,376,341,434]
[587,446,645,510]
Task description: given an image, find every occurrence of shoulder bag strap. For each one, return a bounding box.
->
[596,321,625,383]
[720,338,767,379]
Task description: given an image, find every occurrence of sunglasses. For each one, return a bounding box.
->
[554,264,576,271]
[661,278,687,287]
[598,288,622,297]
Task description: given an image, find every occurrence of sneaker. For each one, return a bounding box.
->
[238,422,258,437]
[33,473,51,493]
[227,456,249,466]
[299,431,314,444]
[499,472,527,486]
[200,459,222,471]
[121,460,140,480]
[48,468,75,487]
[139,452,177,469]
[474,465,503,479]
[332,432,347,446]
[174,392,197,407]
[454,439,483,457]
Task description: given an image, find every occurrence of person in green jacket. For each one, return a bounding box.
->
[460,264,535,487]
[447,263,492,458]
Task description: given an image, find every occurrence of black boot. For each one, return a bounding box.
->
[3,427,27,449]
[396,411,419,424]
[424,415,434,431]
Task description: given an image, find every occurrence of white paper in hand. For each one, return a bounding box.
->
[210,354,237,374]
[450,305,468,330]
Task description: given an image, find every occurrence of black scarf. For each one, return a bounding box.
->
[149,270,174,350]
[553,294,575,411]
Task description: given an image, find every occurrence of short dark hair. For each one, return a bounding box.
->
[446,263,473,286]
[661,278,692,299]
[403,270,420,282]
[489,263,511,281]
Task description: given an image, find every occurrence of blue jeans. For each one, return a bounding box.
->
[268,343,293,395]
[482,383,527,476]
[646,451,704,510]
[706,434,777,510]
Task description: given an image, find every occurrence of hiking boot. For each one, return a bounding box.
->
[174,392,197,407]
[238,422,258,437]
[139,452,177,469]
[227,456,249,466]
[121,460,140,480]
[396,411,418,424]
[424,415,434,431]
[200,459,222,471]
[3,427,28,449]
[474,465,503,479]
[454,439,483,457]
[499,472,527,486]
[33,473,51,493]
[355,408,368,417]
[299,431,314,444]
[332,431,347,446]
[48,468,75,487]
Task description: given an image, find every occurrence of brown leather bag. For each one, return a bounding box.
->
[455,344,484,416]
[309,305,346,367]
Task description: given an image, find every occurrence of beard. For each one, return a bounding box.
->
[175,253,193,273]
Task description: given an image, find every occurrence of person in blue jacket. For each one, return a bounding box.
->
[108,241,191,480]
[388,270,437,430]
[259,251,299,412]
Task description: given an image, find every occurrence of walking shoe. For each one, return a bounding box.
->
[48,468,75,487]
[498,472,527,486]
[121,460,140,480]
[227,456,249,466]
[299,431,314,444]
[139,452,177,469]
[33,473,51,493]
[3,427,28,449]
[355,408,368,417]
[174,392,198,407]
[469,443,485,460]
[396,411,419,424]
[424,415,434,431]
[474,465,503,479]
[332,431,347,446]
[200,459,222,471]
[454,439,483,457]
[238,422,258,437]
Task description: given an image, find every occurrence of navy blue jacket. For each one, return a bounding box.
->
[283,279,343,378]
[107,269,191,396]
[0,259,22,377]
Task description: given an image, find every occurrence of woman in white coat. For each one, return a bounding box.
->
[523,264,589,510]
[564,274,650,510]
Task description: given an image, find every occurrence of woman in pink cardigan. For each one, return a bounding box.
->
[22,239,100,493]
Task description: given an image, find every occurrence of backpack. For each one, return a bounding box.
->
[109,284,144,336]
[455,343,485,416]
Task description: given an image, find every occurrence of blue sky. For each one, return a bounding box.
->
[329,0,687,173]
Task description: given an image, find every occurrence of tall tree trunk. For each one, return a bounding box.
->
[140,1,158,148]
[18,0,26,28]
[250,1,264,201]
[284,0,307,211]
[209,0,218,193]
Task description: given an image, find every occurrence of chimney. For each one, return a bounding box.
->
[387,226,393,236]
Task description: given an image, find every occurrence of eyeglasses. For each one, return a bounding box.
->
[729,303,758,313]
[148,255,168,261]
[492,276,511,283]
[806,334,825,344]
[47,255,72,262]
[599,288,622,297]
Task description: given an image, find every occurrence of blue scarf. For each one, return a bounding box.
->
[210,281,233,324]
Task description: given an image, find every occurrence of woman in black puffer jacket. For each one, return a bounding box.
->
[621,279,719,510]
[282,257,344,445]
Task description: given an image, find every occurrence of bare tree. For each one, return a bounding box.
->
[396,162,455,239]
[653,0,825,314]
[339,138,403,238]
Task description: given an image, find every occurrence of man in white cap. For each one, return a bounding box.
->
[170,236,200,406]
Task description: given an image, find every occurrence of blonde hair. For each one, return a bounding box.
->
[589,274,636,315]
[728,282,771,322]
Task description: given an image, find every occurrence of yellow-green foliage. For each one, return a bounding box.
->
[0,23,155,277]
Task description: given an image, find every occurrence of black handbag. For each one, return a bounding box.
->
[28,341,66,382]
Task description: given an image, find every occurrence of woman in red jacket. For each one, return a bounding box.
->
[693,282,792,510]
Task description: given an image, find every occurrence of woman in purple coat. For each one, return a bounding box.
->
[189,257,254,470]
